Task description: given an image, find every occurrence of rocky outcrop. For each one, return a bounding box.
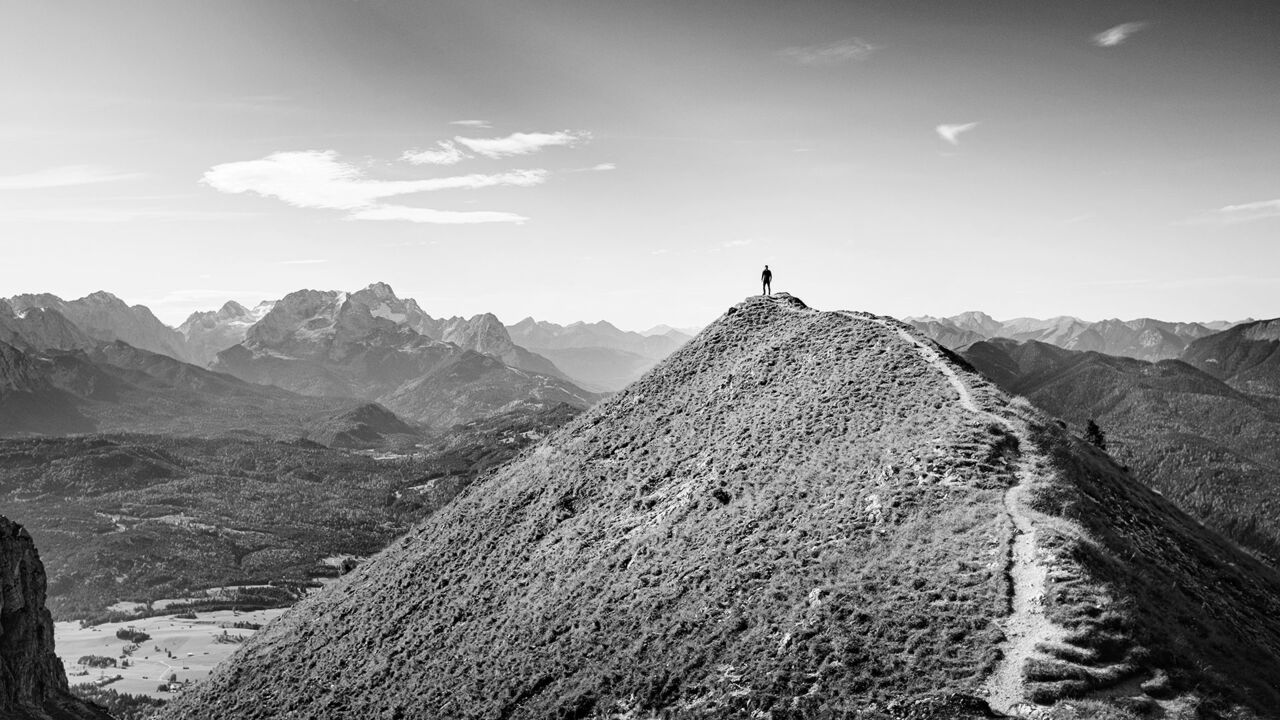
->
[0,342,42,393]
[0,516,109,720]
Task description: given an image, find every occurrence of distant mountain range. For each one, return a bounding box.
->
[4,285,695,408]
[0,283,704,438]
[507,317,693,391]
[210,285,597,427]
[178,299,275,366]
[10,291,192,361]
[909,310,1251,361]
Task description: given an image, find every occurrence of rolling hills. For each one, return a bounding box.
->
[0,339,413,446]
[1183,318,1280,398]
[960,338,1280,566]
[160,295,1280,719]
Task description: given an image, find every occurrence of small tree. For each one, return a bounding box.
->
[1085,419,1107,451]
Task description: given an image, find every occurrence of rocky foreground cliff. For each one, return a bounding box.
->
[0,517,109,720]
[162,295,1280,719]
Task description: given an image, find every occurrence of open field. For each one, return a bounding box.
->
[56,609,287,699]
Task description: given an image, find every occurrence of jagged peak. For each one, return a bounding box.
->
[218,300,249,317]
[468,312,504,326]
[362,281,398,299]
[80,290,127,305]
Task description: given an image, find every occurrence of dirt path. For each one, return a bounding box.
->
[836,310,1060,716]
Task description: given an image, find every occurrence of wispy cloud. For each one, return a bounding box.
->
[348,205,527,225]
[450,119,492,129]
[1093,22,1149,47]
[455,131,589,158]
[779,38,877,66]
[203,150,544,210]
[1189,198,1280,225]
[402,141,466,166]
[721,239,752,248]
[935,122,979,145]
[565,162,617,174]
[0,165,143,190]
[277,259,328,265]
[202,150,542,225]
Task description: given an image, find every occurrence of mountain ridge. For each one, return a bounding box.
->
[213,287,598,427]
[160,294,1280,719]
[9,291,191,363]
[908,311,1248,362]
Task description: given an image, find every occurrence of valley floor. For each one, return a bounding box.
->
[56,609,287,699]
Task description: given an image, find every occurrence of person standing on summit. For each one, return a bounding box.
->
[761,265,773,296]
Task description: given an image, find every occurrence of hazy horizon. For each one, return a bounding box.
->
[2,283,1263,332]
[3,0,1278,329]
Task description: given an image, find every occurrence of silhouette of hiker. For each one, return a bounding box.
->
[761,265,773,296]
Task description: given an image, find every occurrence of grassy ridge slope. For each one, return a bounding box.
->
[160,296,1280,719]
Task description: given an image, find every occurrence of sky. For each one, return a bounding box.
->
[1,0,1278,330]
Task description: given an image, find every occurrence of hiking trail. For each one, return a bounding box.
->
[834,308,1063,716]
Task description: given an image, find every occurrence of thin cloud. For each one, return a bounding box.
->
[936,122,979,145]
[277,259,328,265]
[1194,199,1280,225]
[721,239,752,248]
[0,165,143,190]
[348,204,527,225]
[202,150,545,210]
[779,38,877,66]
[402,141,466,166]
[565,162,617,174]
[455,131,589,158]
[202,150,542,225]
[1093,22,1149,47]
[450,119,492,129]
